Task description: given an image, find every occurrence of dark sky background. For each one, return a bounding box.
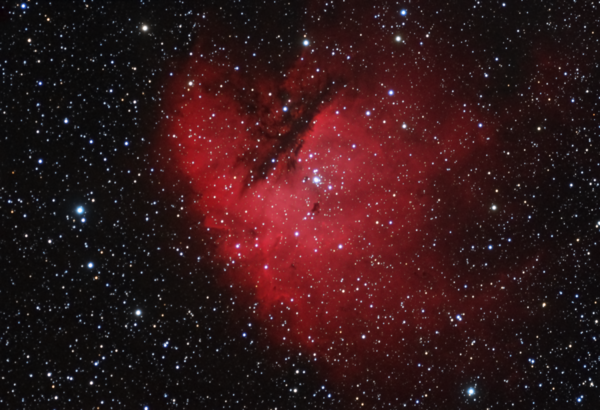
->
[2,1,600,409]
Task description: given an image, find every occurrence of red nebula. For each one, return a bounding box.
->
[159,4,544,405]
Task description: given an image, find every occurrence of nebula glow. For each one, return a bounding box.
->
[159,2,551,403]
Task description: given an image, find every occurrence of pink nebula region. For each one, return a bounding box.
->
[160,6,544,402]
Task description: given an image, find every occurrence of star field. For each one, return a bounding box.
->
[2,1,600,409]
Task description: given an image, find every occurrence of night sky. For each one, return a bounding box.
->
[2,1,600,409]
